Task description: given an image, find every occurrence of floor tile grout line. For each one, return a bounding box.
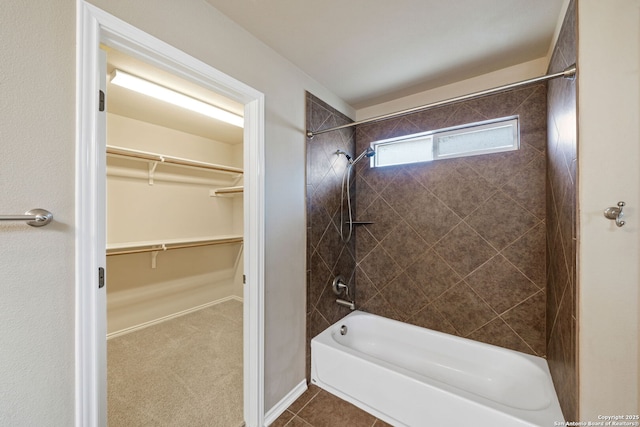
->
[290,387,322,418]
[291,392,323,426]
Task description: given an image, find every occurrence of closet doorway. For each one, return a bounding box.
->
[104,48,245,426]
[76,3,265,426]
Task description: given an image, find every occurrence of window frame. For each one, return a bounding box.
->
[370,115,520,168]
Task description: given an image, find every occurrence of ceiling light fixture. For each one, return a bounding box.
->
[110,69,244,128]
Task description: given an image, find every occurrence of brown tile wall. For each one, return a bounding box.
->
[306,25,576,399]
[546,0,578,420]
[305,92,356,379]
[353,84,548,357]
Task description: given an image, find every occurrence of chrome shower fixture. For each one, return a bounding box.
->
[337,147,376,242]
[335,149,352,163]
[351,147,375,165]
[335,147,375,165]
[332,275,355,311]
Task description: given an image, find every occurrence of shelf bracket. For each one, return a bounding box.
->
[150,244,166,268]
[148,161,159,185]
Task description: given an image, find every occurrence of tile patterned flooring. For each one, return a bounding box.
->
[270,384,392,427]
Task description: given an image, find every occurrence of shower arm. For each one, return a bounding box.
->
[307,64,577,138]
[350,147,375,165]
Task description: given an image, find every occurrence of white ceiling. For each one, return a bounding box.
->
[105,1,564,141]
[204,0,564,109]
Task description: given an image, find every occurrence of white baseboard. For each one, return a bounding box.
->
[107,295,243,339]
[263,379,307,426]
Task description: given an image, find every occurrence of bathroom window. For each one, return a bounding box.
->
[370,116,519,168]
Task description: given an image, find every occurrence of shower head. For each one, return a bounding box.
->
[337,146,376,243]
[351,147,376,165]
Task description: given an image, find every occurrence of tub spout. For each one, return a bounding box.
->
[336,298,355,310]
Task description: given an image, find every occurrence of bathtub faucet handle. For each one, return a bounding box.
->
[332,275,349,296]
[332,275,355,310]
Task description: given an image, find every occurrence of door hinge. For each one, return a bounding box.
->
[243,274,246,284]
[98,267,105,288]
[99,90,105,112]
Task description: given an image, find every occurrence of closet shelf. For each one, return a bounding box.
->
[212,186,244,196]
[107,235,243,256]
[107,145,243,175]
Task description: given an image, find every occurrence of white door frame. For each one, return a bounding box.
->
[75,2,265,426]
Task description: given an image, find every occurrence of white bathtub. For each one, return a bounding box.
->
[311,311,564,427]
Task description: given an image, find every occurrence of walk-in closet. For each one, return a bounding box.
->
[104,48,245,426]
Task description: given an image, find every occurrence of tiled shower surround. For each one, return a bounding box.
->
[546,0,578,419]
[306,93,357,374]
[307,81,548,365]
[353,85,547,356]
[306,3,576,420]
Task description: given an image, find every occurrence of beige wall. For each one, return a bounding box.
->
[87,0,355,416]
[107,113,242,167]
[354,1,572,122]
[106,114,242,242]
[0,0,353,424]
[5,0,637,424]
[0,2,76,426]
[578,0,640,418]
[356,58,549,121]
[106,113,243,334]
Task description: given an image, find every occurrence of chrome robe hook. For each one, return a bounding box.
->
[604,201,626,227]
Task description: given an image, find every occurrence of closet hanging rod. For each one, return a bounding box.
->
[106,145,244,174]
[306,64,577,138]
[106,237,243,256]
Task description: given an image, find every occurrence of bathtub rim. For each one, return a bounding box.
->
[311,310,565,427]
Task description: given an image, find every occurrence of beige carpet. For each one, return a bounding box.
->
[108,300,244,427]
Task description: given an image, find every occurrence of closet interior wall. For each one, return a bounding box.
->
[106,112,244,335]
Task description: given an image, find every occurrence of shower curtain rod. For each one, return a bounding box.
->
[306,64,576,138]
